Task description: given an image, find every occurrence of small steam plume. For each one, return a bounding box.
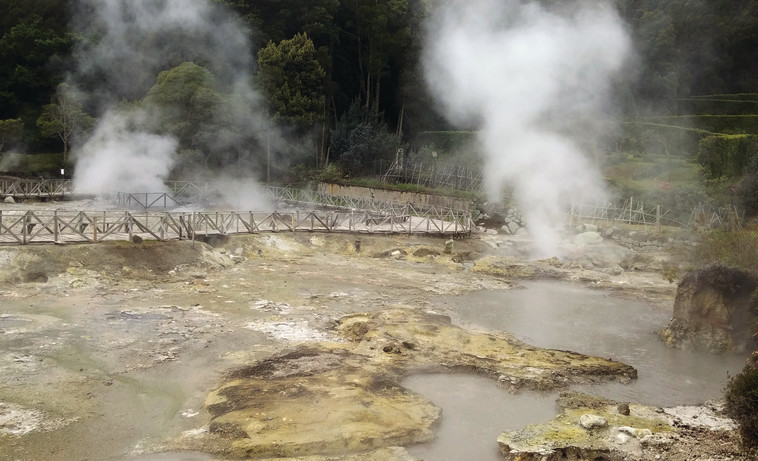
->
[423,0,632,257]
[69,0,279,207]
[75,111,176,193]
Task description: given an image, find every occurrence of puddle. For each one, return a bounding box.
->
[436,281,750,407]
[0,314,33,329]
[403,373,559,461]
[405,281,752,458]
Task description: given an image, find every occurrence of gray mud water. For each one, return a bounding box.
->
[403,280,751,461]
[403,373,560,461]
[442,281,751,406]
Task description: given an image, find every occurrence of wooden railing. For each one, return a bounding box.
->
[0,209,472,245]
[0,179,72,198]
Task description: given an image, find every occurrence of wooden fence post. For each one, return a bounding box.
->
[22,212,28,244]
[656,205,661,232]
[128,213,133,241]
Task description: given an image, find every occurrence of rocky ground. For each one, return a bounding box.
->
[498,391,748,461]
[0,225,753,460]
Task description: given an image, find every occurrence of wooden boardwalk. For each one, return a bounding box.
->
[0,209,472,245]
[0,178,72,200]
[0,179,472,244]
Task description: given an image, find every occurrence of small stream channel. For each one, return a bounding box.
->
[403,281,752,461]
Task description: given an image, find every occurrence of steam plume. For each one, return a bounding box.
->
[70,0,278,204]
[423,0,632,257]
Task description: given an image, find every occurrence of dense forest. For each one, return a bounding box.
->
[0,0,757,211]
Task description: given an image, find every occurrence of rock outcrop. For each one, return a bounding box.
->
[194,309,637,459]
[497,391,744,461]
[659,265,758,352]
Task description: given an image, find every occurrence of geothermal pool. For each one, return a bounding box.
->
[403,281,751,461]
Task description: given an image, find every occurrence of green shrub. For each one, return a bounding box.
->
[0,152,64,177]
[697,134,758,179]
[737,155,758,217]
[680,95,758,115]
[641,115,758,135]
[724,365,758,450]
[316,163,344,183]
[617,121,706,159]
[329,101,403,177]
[412,131,477,154]
[692,230,758,272]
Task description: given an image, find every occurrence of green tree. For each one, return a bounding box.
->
[338,0,412,117]
[0,118,23,154]
[36,83,95,162]
[258,33,326,127]
[216,0,339,51]
[330,100,403,176]
[0,12,73,119]
[143,62,223,155]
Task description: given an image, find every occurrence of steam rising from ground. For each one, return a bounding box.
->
[423,0,632,257]
[70,0,276,207]
[75,111,176,193]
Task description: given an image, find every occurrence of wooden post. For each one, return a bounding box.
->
[53,211,58,243]
[22,212,28,244]
[568,202,575,229]
[93,217,98,243]
[656,205,661,233]
[128,213,133,241]
[629,197,633,224]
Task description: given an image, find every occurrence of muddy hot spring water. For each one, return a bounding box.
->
[402,281,751,461]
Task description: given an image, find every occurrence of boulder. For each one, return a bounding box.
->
[574,231,603,246]
[659,265,758,353]
[579,414,608,429]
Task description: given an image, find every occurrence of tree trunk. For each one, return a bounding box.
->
[373,77,381,117]
[396,100,405,137]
